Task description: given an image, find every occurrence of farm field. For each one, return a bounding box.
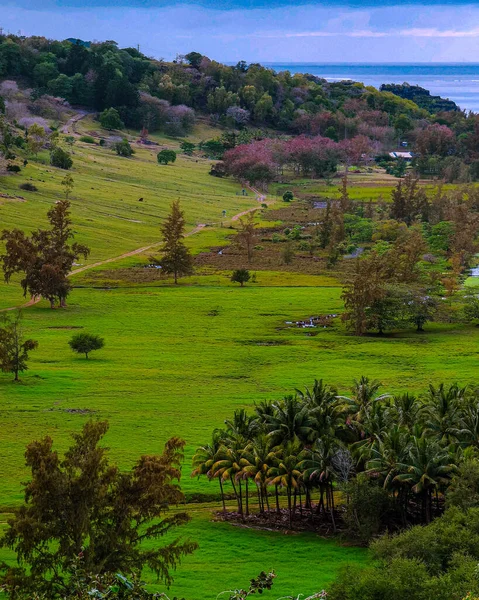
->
[2,119,479,599]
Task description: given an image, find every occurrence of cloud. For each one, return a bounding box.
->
[2,1,479,62]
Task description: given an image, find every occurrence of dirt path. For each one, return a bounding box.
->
[231,186,272,221]
[1,184,268,312]
[60,110,91,135]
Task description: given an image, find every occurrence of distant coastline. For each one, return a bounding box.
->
[258,63,479,112]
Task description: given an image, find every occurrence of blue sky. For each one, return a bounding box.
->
[1,1,479,62]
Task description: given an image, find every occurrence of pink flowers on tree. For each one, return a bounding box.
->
[223,134,375,185]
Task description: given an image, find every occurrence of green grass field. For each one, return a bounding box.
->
[1,120,478,598]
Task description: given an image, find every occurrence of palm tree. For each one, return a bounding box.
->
[394,434,456,523]
[455,399,479,448]
[225,408,257,441]
[424,383,466,444]
[213,435,248,518]
[386,393,422,430]
[337,376,390,437]
[300,437,337,515]
[297,379,341,440]
[265,395,314,445]
[192,432,225,511]
[241,434,276,513]
[267,440,304,527]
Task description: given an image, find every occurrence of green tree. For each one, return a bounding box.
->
[99,107,124,130]
[69,333,104,359]
[0,421,197,598]
[61,173,74,199]
[27,123,47,156]
[464,293,479,324]
[159,200,194,284]
[0,311,38,381]
[50,147,73,169]
[1,199,90,308]
[231,269,251,287]
[115,139,134,157]
[180,141,195,155]
[157,149,177,165]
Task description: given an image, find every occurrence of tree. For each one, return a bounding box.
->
[282,243,295,265]
[159,200,194,284]
[27,123,47,156]
[405,290,438,332]
[180,141,195,155]
[282,190,293,202]
[0,421,197,598]
[50,147,73,170]
[341,251,388,336]
[390,174,428,226]
[464,293,479,324]
[1,199,90,308]
[231,269,250,287]
[115,139,134,157]
[0,312,38,381]
[185,51,203,69]
[157,149,177,165]
[236,212,257,264]
[69,332,104,359]
[99,107,124,130]
[64,135,75,152]
[61,173,74,199]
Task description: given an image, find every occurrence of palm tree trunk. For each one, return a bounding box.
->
[245,479,249,516]
[257,485,263,513]
[230,477,240,514]
[219,477,226,513]
[238,480,244,520]
[275,484,280,513]
[287,487,292,528]
[264,485,270,512]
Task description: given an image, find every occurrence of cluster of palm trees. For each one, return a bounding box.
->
[192,377,479,528]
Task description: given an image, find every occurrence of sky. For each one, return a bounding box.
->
[1,0,479,63]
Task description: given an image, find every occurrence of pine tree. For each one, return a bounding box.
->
[160,200,194,284]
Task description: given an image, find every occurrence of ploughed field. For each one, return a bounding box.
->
[1,124,478,598]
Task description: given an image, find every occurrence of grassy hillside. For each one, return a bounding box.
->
[2,118,479,599]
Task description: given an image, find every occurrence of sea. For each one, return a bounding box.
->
[262,63,479,113]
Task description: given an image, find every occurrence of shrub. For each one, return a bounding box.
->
[115,139,134,157]
[50,148,73,169]
[19,183,38,191]
[283,190,294,202]
[157,149,177,165]
[79,135,95,144]
[6,164,21,173]
[69,333,104,359]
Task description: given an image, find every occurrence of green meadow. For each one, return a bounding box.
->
[1,122,479,598]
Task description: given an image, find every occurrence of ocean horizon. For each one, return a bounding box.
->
[259,63,479,113]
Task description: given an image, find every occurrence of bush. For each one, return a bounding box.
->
[6,164,21,173]
[283,190,294,202]
[19,183,38,191]
[157,149,177,165]
[50,148,73,169]
[342,476,395,544]
[79,135,95,144]
[115,139,134,157]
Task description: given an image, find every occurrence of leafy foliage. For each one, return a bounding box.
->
[0,421,197,598]
[69,332,105,359]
